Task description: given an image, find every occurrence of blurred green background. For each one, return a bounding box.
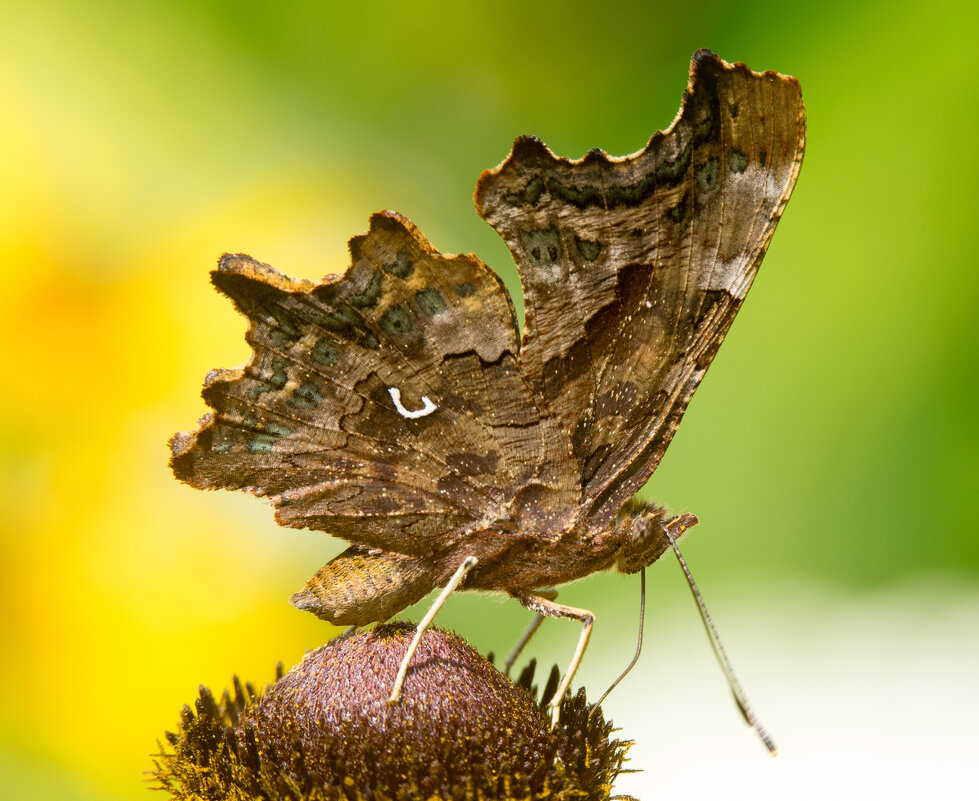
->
[1,1,976,798]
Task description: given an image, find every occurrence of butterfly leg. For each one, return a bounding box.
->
[503,587,559,675]
[388,555,478,705]
[337,625,358,639]
[515,593,594,728]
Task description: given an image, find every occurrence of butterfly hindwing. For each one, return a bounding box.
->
[170,211,578,554]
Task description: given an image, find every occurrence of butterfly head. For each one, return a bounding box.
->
[615,501,699,574]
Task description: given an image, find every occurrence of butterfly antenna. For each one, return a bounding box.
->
[590,567,647,717]
[664,527,777,754]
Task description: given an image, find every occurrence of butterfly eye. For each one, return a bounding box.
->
[616,510,674,575]
[629,515,660,547]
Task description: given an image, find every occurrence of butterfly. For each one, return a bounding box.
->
[171,50,805,734]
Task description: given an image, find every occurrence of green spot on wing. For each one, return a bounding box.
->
[696,158,720,194]
[667,192,688,223]
[248,434,276,453]
[519,227,561,264]
[382,251,414,279]
[729,148,749,173]
[504,175,545,207]
[380,305,413,336]
[312,338,339,366]
[290,380,325,409]
[547,178,602,207]
[347,270,383,308]
[574,235,603,262]
[654,142,692,187]
[305,305,362,340]
[246,362,288,399]
[415,288,447,316]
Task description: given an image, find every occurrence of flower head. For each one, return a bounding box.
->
[153,623,633,800]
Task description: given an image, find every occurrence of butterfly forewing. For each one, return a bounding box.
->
[476,51,806,528]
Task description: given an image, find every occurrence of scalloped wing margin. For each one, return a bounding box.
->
[475,51,806,527]
[169,210,564,555]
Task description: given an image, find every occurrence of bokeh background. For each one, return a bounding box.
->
[2,1,976,798]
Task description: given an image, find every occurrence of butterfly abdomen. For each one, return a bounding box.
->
[290,546,438,626]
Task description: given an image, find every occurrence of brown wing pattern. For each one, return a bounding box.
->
[475,51,806,528]
[171,210,578,555]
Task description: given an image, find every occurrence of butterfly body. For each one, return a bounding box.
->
[172,51,804,654]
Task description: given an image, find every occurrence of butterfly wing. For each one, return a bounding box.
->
[171,211,577,555]
[476,51,806,528]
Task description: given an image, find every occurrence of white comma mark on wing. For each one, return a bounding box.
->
[387,386,438,419]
